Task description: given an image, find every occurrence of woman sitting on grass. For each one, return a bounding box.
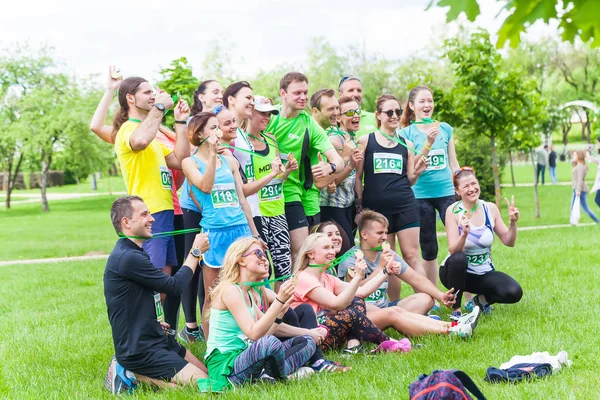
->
[201,237,316,391]
[440,167,523,319]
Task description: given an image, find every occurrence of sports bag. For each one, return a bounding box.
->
[409,370,486,400]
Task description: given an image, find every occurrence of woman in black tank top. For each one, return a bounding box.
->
[355,94,429,288]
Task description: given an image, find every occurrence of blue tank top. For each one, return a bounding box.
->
[190,155,247,229]
[179,178,200,213]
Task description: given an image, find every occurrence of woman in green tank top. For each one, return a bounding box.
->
[199,237,315,392]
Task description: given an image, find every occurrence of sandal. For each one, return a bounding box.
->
[312,359,351,372]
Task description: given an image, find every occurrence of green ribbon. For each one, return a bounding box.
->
[307,249,358,273]
[240,274,293,287]
[452,200,480,214]
[411,118,436,125]
[118,227,202,240]
[222,144,271,160]
[378,131,419,155]
[128,118,141,123]
[163,93,180,116]
[247,132,291,154]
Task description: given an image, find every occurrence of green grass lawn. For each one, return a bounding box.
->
[5,175,127,196]
[501,162,596,185]
[0,224,596,399]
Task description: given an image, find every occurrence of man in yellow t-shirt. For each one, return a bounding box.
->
[112,76,190,292]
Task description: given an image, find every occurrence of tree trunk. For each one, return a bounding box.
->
[530,147,540,218]
[509,150,516,187]
[40,152,50,213]
[490,134,501,207]
[4,153,24,209]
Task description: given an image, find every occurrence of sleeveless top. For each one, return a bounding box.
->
[233,128,259,215]
[189,154,247,230]
[363,132,416,214]
[252,137,285,217]
[205,285,255,357]
[457,201,496,275]
[320,129,356,208]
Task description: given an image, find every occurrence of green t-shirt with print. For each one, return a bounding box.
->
[265,109,333,204]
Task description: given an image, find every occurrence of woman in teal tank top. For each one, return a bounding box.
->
[199,237,316,392]
[182,112,259,338]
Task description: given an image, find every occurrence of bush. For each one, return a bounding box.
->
[454,133,505,203]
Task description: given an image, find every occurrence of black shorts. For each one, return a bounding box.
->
[382,209,420,234]
[120,335,188,380]
[285,201,321,231]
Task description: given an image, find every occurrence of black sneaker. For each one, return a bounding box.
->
[178,326,205,344]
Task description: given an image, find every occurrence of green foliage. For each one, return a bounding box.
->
[430,0,600,48]
[454,133,502,202]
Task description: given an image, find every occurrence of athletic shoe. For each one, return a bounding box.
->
[472,295,493,314]
[288,367,315,380]
[450,310,463,321]
[449,322,473,338]
[464,299,474,312]
[457,305,481,331]
[343,343,364,355]
[257,373,277,384]
[178,326,205,344]
[104,356,137,395]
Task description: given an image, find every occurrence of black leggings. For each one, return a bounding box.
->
[439,252,523,309]
[163,214,184,329]
[418,196,454,261]
[180,208,204,324]
[321,297,388,351]
[282,304,323,364]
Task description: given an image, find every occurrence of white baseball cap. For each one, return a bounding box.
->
[254,95,279,115]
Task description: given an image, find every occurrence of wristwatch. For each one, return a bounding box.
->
[382,267,389,275]
[154,103,165,112]
[174,120,187,124]
[190,247,203,259]
[328,162,337,174]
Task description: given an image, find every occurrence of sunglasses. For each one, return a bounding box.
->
[453,167,475,178]
[380,109,402,118]
[213,104,227,115]
[342,108,361,117]
[242,249,267,259]
[338,75,360,89]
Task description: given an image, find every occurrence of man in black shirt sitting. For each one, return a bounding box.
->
[103,196,209,394]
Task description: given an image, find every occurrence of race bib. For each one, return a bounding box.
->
[466,250,490,266]
[425,149,447,171]
[373,152,403,174]
[244,162,255,180]
[159,166,172,190]
[366,288,386,303]
[154,292,164,322]
[259,178,283,202]
[211,183,239,208]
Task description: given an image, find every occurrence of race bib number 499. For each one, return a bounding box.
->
[425,149,447,171]
[373,152,403,174]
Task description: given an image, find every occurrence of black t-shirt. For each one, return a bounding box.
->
[363,133,417,214]
[103,239,193,362]
[549,151,557,167]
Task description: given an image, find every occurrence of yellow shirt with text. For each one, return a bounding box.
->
[114,121,174,214]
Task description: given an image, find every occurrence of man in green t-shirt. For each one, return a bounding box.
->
[310,88,340,130]
[265,72,343,259]
[338,75,377,138]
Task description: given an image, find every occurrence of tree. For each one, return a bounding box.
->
[0,45,55,208]
[429,0,600,48]
[156,57,199,125]
[443,30,545,206]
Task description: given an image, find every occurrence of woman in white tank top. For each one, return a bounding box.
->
[439,167,523,319]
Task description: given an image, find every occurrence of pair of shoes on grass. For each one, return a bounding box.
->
[465,295,493,314]
[449,306,481,338]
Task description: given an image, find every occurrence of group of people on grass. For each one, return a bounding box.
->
[96,67,524,394]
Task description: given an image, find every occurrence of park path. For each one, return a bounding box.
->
[0,222,595,268]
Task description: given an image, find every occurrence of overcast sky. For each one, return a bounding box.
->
[1,0,557,85]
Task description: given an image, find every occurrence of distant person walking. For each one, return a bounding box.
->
[571,151,599,223]
[536,145,549,185]
[591,138,600,210]
[548,145,557,184]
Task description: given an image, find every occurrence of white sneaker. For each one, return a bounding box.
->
[288,366,315,380]
[458,306,481,331]
[449,322,473,339]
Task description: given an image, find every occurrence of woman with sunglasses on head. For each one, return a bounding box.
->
[182,112,259,338]
[440,167,523,319]
[199,237,316,391]
[320,96,364,243]
[355,94,429,301]
[399,86,460,289]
